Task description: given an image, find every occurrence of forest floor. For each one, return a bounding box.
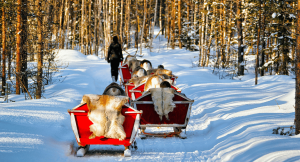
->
[0,31,299,162]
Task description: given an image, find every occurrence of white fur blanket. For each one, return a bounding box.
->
[148,88,176,121]
[81,94,128,140]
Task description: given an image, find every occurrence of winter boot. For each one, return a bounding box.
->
[112,76,117,82]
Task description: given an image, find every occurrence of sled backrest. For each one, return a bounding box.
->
[119,64,131,83]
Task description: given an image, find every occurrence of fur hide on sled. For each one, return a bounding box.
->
[140,59,152,71]
[147,69,158,75]
[147,69,172,77]
[155,69,172,77]
[81,94,128,140]
[131,66,147,78]
[129,75,150,86]
[144,75,164,92]
[148,88,176,121]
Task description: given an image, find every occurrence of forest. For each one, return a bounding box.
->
[0,0,299,126]
[0,0,297,98]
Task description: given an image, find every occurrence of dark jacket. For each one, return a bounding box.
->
[107,42,123,62]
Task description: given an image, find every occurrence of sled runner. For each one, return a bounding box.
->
[129,82,181,101]
[119,62,131,85]
[68,103,142,157]
[131,90,193,139]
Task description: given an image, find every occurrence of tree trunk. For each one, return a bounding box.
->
[53,0,58,48]
[206,4,215,67]
[186,0,189,30]
[140,0,146,55]
[193,0,198,46]
[105,0,112,59]
[255,1,261,85]
[86,0,91,54]
[226,2,233,67]
[36,0,43,99]
[21,0,28,91]
[81,0,85,54]
[8,44,11,80]
[203,3,209,66]
[112,0,115,33]
[94,0,98,55]
[99,0,103,57]
[178,0,182,49]
[221,0,226,68]
[120,0,123,45]
[171,0,175,49]
[126,0,131,49]
[200,0,207,67]
[143,0,148,45]
[134,0,139,49]
[72,0,77,49]
[59,0,65,49]
[159,0,163,35]
[166,0,170,42]
[186,0,190,50]
[260,4,266,76]
[295,0,300,135]
[103,0,107,58]
[16,0,21,95]
[150,0,158,51]
[64,0,69,49]
[2,3,6,94]
[237,0,244,75]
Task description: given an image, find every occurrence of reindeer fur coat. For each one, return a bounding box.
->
[149,88,176,120]
[81,94,128,140]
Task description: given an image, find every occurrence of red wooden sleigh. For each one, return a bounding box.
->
[131,90,194,139]
[124,82,136,103]
[119,62,131,85]
[68,103,142,157]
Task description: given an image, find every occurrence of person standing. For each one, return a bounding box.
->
[107,36,123,82]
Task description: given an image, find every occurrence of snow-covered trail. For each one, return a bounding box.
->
[0,43,299,162]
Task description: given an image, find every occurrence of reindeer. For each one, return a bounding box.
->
[123,55,136,65]
[128,59,141,72]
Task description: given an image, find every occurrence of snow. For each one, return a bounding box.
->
[0,29,299,161]
[290,14,296,19]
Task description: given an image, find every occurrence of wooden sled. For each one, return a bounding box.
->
[132,90,194,139]
[119,62,131,86]
[125,82,135,100]
[68,103,142,157]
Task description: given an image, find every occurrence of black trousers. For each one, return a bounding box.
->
[110,60,120,79]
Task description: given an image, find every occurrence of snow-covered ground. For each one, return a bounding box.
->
[0,31,299,162]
